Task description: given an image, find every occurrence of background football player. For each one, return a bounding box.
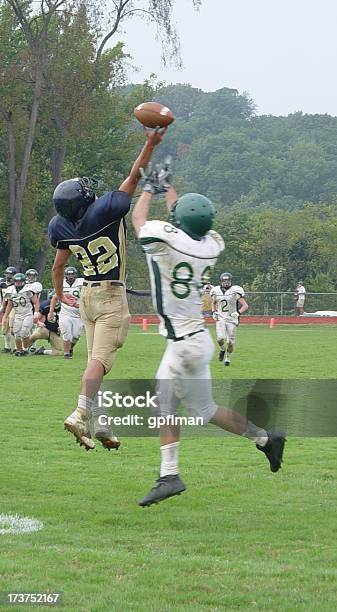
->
[211,273,248,366]
[0,266,17,353]
[26,291,63,356]
[51,266,84,359]
[25,268,43,353]
[25,268,43,296]
[2,273,39,356]
[132,165,285,507]
[48,126,167,451]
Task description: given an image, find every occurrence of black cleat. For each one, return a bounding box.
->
[139,475,186,507]
[29,346,36,353]
[256,431,286,473]
[64,353,72,359]
[224,359,231,366]
[1,348,11,354]
[218,350,225,362]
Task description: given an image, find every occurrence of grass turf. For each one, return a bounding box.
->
[1,324,337,611]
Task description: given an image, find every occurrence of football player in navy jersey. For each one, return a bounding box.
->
[48,127,167,451]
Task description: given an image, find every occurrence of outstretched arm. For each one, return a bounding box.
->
[165,186,178,211]
[119,128,167,197]
[132,191,153,237]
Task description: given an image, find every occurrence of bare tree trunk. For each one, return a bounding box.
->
[0,107,21,268]
[8,61,44,268]
[35,140,66,275]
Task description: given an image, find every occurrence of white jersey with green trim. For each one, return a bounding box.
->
[27,281,42,296]
[60,278,84,318]
[211,284,245,323]
[7,284,35,318]
[139,220,224,339]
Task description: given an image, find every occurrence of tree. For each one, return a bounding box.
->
[0,0,66,268]
[0,0,203,270]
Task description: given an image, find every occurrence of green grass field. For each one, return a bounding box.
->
[2,324,337,611]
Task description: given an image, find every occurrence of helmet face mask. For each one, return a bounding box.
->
[14,273,26,290]
[220,272,232,290]
[169,193,215,240]
[26,268,38,283]
[53,177,97,221]
[65,267,77,285]
[5,266,17,283]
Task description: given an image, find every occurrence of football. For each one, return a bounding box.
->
[134,101,175,128]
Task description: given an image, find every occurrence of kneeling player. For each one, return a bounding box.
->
[211,273,248,366]
[2,273,39,356]
[26,292,63,356]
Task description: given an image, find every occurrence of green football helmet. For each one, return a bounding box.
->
[13,273,26,289]
[169,193,215,240]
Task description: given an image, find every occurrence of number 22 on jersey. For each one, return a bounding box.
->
[69,237,118,277]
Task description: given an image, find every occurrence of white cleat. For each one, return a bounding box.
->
[224,358,231,366]
[64,410,95,451]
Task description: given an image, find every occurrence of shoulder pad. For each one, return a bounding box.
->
[232,285,244,296]
[139,220,179,254]
[207,230,225,253]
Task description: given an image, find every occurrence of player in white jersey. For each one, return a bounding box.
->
[25,269,43,353]
[2,273,39,356]
[52,266,84,359]
[211,272,248,366]
[132,166,286,507]
[0,266,17,353]
[25,269,43,297]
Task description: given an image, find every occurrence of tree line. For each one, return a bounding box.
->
[1,1,337,295]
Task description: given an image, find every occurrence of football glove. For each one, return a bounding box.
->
[232,312,240,326]
[212,311,219,321]
[140,158,172,194]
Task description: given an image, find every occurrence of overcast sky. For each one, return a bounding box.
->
[120,0,337,116]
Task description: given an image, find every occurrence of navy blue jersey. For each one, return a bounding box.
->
[48,191,131,281]
[40,299,60,334]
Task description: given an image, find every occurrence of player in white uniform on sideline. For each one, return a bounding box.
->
[211,273,248,366]
[2,273,39,356]
[132,164,286,507]
[25,269,43,352]
[55,266,84,359]
[0,266,17,353]
[26,269,43,298]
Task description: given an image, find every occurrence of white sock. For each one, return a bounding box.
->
[160,442,179,477]
[77,395,94,416]
[244,421,268,447]
[4,334,11,349]
[43,349,53,355]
